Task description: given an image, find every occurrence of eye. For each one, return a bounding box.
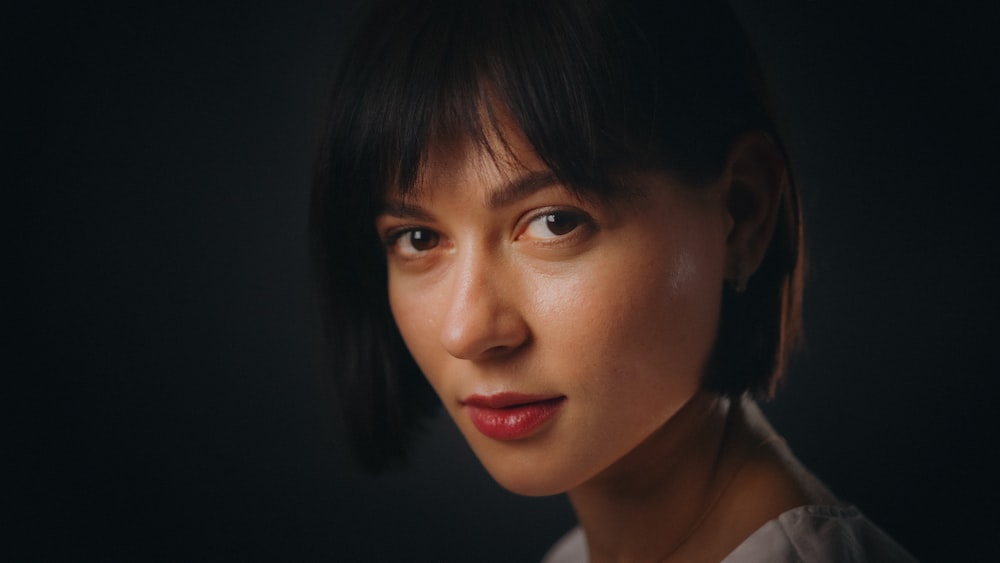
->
[523,210,583,240]
[388,228,441,257]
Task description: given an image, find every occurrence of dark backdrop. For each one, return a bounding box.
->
[11,1,997,561]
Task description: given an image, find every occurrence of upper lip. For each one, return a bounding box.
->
[462,392,565,409]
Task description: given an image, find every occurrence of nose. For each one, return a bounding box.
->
[439,250,529,360]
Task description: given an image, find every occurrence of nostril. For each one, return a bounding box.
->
[438,253,530,360]
[440,304,530,361]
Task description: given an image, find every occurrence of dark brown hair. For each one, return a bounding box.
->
[311,0,803,472]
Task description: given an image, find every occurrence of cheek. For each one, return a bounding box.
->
[643,246,723,352]
[540,243,721,351]
[534,228,724,401]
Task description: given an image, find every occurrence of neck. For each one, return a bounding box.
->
[566,391,740,562]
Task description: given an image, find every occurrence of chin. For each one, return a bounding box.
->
[470,445,592,498]
[486,468,574,498]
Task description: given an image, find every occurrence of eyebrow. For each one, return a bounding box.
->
[379,170,562,218]
[485,170,561,208]
[379,200,434,221]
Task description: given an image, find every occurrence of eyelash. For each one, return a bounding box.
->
[380,208,595,259]
[383,227,441,257]
[519,208,592,243]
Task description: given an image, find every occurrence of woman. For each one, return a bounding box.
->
[311,0,916,561]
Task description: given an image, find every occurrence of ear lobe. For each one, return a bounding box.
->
[722,132,787,287]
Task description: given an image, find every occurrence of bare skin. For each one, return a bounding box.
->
[571,392,839,563]
[380,109,829,561]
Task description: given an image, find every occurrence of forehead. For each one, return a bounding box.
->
[385,144,563,215]
[381,141,666,224]
[379,99,633,210]
[386,111,548,200]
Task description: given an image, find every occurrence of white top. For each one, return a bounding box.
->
[542,505,917,562]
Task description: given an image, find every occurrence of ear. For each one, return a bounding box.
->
[720,132,787,290]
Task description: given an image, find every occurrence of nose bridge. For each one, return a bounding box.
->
[440,244,527,359]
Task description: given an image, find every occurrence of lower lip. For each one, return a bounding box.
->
[465,398,566,441]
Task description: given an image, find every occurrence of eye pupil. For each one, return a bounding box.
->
[409,229,439,251]
[545,213,579,236]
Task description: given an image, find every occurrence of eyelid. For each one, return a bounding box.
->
[380,224,416,246]
[377,224,427,256]
[518,206,596,243]
[379,224,444,263]
[377,214,427,241]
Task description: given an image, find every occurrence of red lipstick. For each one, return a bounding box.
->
[463,393,566,441]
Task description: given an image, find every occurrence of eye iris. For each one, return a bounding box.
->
[545,213,578,236]
[409,229,438,251]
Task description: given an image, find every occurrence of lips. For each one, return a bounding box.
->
[463,393,566,441]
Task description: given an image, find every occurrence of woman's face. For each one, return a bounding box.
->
[376,128,731,496]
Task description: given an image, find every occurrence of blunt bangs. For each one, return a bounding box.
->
[334,0,776,200]
[312,0,803,471]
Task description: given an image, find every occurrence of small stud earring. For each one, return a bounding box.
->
[729,265,749,294]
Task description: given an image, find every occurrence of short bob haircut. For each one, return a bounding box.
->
[311,0,803,472]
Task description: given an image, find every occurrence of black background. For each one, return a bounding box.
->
[10,1,998,561]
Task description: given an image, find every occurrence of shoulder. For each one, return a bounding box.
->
[541,507,916,563]
[541,527,587,563]
[722,505,918,563]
